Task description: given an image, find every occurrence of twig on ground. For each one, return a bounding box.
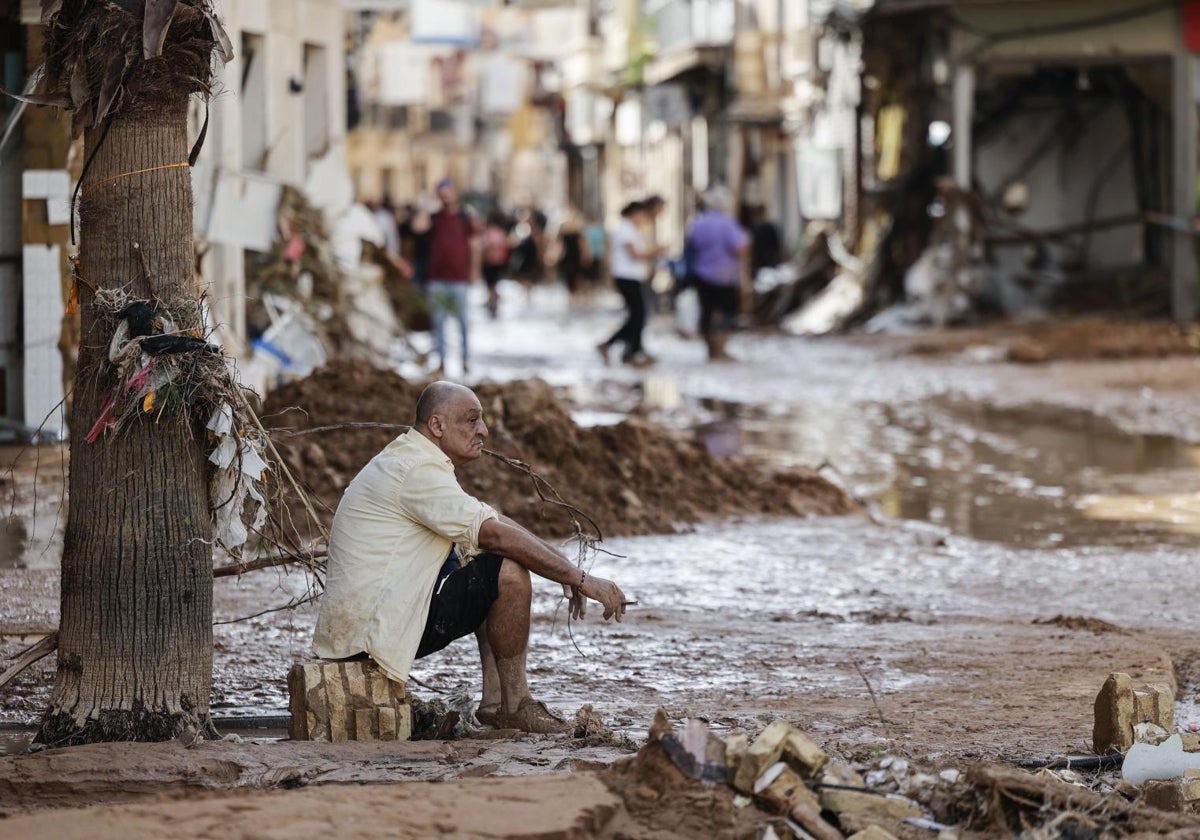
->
[852,658,888,727]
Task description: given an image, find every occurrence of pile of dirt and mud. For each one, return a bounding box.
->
[905,318,1199,364]
[260,360,856,539]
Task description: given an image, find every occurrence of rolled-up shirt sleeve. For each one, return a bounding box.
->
[398,461,497,556]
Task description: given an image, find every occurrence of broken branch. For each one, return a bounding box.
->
[0,632,59,690]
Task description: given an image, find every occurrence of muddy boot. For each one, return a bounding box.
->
[494,698,571,734]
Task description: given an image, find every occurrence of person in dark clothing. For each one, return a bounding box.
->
[481,210,511,318]
[557,210,589,296]
[400,200,434,289]
[748,205,782,277]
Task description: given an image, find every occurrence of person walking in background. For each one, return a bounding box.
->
[687,185,749,362]
[556,208,590,302]
[400,195,435,290]
[427,179,480,375]
[481,210,512,319]
[597,201,661,367]
[511,207,547,299]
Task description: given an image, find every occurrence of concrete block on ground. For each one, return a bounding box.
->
[288,659,411,742]
[1093,672,1135,754]
[782,729,829,779]
[1133,683,1175,731]
[734,720,794,793]
[754,762,843,840]
[733,720,829,793]
[1144,779,1188,812]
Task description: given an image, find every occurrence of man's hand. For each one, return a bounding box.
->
[579,574,627,621]
[568,586,586,620]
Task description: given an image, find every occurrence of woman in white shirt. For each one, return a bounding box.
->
[597,201,661,366]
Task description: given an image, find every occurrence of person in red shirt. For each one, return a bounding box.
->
[427,179,480,374]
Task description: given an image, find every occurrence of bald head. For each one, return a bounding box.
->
[415,381,489,466]
[415,381,477,428]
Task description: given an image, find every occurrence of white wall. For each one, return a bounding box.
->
[199,0,349,353]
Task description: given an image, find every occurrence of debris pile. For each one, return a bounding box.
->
[604,711,1200,838]
[262,361,857,538]
[242,188,420,390]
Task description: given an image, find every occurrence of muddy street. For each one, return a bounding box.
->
[4,287,1200,824]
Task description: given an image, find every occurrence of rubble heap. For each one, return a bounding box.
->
[604,712,1200,839]
[262,360,857,539]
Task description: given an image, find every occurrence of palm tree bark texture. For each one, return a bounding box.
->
[31,0,228,746]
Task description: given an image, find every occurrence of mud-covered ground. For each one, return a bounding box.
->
[4,286,1200,835]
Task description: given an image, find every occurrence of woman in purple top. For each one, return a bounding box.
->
[686,186,749,361]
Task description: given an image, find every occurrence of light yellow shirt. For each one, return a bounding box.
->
[312,429,498,682]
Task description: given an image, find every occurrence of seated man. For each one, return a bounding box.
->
[312,381,628,733]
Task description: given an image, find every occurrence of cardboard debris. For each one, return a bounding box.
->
[288,659,411,742]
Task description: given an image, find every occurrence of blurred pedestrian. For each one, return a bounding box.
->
[556,208,590,300]
[481,210,511,319]
[687,185,748,362]
[427,179,480,375]
[400,196,435,289]
[597,201,662,367]
[511,207,547,299]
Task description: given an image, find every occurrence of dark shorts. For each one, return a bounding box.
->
[414,551,504,659]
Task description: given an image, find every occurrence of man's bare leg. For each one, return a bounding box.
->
[483,559,533,713]
[474,625,502,718]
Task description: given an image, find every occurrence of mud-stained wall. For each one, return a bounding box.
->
[975,99,1143,277]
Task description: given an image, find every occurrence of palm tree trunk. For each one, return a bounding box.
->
[37,101,214,745]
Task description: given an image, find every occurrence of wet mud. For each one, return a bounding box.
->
[4,296,1200,831]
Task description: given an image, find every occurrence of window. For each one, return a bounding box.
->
[241,33,268,170]
[303,43,330,162]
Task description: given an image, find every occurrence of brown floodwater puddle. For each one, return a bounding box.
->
[695,397,1200,550]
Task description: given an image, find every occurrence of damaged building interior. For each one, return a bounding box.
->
[779,0,1198,334]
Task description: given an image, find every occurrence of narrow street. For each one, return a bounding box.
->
[6,285,1200,774]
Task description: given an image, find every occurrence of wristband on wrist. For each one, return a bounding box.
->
[578,570,587,589]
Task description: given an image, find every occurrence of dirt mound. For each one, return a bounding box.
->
[1033,614,1127,634]
[600,739,762,839]
[261,360,856,539]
